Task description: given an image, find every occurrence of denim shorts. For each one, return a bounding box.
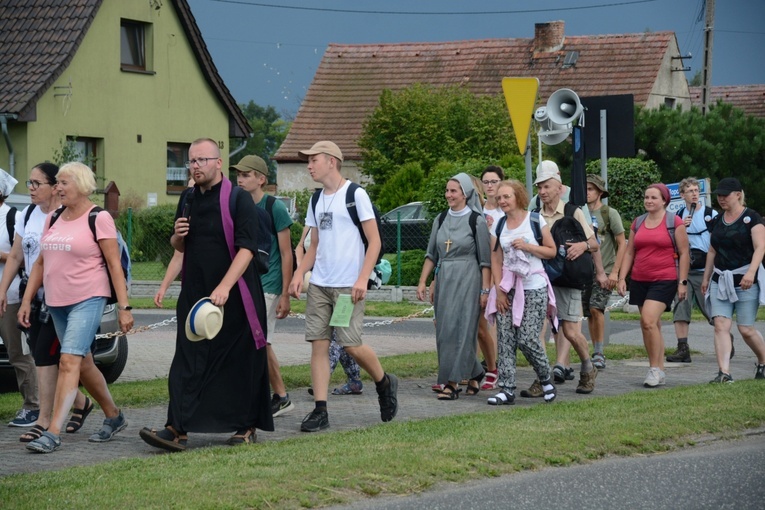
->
[48,297,106,357]
[708,281,759,326]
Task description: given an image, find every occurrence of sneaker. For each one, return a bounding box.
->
[755,364,765,380]
[271,394,295,417]
[377,374,399,422]
[520,379,544,398]
[643,367,666,388]
[8,408,39,427]
[576,367,598,394]
[710,371,734,384]
[666,342,691,363]
[332,380,363,395]
[300,408,329,432]
[592,352,606,370]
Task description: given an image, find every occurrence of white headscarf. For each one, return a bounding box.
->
[0,168,18,198]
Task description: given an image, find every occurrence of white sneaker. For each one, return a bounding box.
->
[643,367,666,388]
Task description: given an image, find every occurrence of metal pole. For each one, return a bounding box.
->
[600,109,608,205]
[525,133,533,198]
[396,211,402,287]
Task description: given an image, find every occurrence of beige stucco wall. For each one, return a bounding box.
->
[3,0,234,207]
[645,38,692,111]
[276,161,370,194]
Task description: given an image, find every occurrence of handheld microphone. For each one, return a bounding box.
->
[689,202,697,217]
[181,189,194,219]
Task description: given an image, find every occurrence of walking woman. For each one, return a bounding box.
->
[485,180,557,405]
[416,173,491,400]
[618,183,689,388]
[701,178,765,382]
[477,166,505,390]
[19,162,132,453]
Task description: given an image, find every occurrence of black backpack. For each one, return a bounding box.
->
[264,195,297,273]
[311,182,385,265]
[548,202,593,290]
[5,206,16,243]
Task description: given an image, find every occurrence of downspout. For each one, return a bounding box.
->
[227,135,250,160]
[0,114,17,177]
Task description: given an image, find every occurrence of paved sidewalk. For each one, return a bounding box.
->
[2,317,762,478]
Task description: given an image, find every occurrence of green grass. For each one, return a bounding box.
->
[1,382,763,509]
[130,261,169,281]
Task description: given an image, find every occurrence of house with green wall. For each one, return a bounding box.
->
[0,0,251,207]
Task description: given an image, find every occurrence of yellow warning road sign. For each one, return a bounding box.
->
[502,77,539,155]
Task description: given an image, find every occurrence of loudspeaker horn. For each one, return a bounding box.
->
[547,88,583,125]
[534,106,570,145]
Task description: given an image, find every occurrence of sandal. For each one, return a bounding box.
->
[20,424,47,443]
[481,371,498,390]
[26,431,61,453]
[437,384,461,400]
[431,383,445,393]
[89,410,127,443]
[66,396,94,433]
[139,426,188,452]
[332,380,363,395]
[465,372,484,396]
[487,390,515,406]
[226,428,257,445]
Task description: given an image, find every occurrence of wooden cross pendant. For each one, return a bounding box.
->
[445,238,453,253]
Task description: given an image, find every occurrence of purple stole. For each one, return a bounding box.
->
[219,176,267,349]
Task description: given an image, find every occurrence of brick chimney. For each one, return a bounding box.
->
[534,21,565,53]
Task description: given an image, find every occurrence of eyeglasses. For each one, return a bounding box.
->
[25,180,51,190]
[482,179,500,185]
[184,157,218,169]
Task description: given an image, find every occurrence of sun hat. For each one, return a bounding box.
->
[298,141,344,162]
[533,160,562,185]
[586,174,609,198]
[230,155,268,177]
[712,177,743,196]
[185,297,224,341]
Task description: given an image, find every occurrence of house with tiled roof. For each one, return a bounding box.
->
[689,85,765,118]
[0,0,250,205]
[274,21,690,191]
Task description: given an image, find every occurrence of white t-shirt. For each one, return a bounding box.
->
[491,212,548,290]
[483,206,505,231]
[16,204,47,301]
[0,203,21,304]
[305,181,375,287]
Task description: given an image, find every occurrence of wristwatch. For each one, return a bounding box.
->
[480,288,491,295]
[679,280,688,286]
[118,305,133,311]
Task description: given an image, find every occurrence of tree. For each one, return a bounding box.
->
[357,84,518,198]
[635,102,765,212]
[232,101,291,184]
[586,157,661,225]
[689,70,702,87]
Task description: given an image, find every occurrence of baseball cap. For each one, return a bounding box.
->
[534,160,562,185]
[298,141,343,162]
[230,155,268,176]
[712,177,743,196]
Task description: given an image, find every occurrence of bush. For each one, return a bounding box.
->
[387,249,431,286]
[586,157,660,227]
[376,162,425,213]
[129,204,176,266]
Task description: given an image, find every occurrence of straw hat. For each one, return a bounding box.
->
[185,297,224,341]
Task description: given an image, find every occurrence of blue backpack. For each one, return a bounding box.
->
[49,206,131,304]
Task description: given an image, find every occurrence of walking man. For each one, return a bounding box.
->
[668,177,719,363]
[289,141,398,432]
[232,154,295,417]
[584,174,626,369]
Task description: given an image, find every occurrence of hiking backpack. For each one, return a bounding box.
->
[264,194,297,273]
[676,205,715,269]
[311,182,386,289]
[5,206,16,244]
[632,212,678,257]
[49,206,131,304]
[548,202,593,289]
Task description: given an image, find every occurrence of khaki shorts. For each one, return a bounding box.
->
[304,284,365,347]
[264,293,278,343]
[553,286,583,323]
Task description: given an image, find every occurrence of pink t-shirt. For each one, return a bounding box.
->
[41,206,116,307]
[630,213,682,282]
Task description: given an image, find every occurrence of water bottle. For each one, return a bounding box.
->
[591,215,601,244]
[558,245,567,257]
[38,302,50,324]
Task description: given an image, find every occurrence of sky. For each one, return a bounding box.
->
[186,0,765,117]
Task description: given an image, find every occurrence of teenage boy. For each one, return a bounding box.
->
[583,174,626,369]
[288,141,398,432]
[232,154,295,417]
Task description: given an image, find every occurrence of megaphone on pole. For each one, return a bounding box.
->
[547,88,584,125]
[534,106,570,145]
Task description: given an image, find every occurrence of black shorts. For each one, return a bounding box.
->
[628,280,676,311]
[28,317,60,367]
